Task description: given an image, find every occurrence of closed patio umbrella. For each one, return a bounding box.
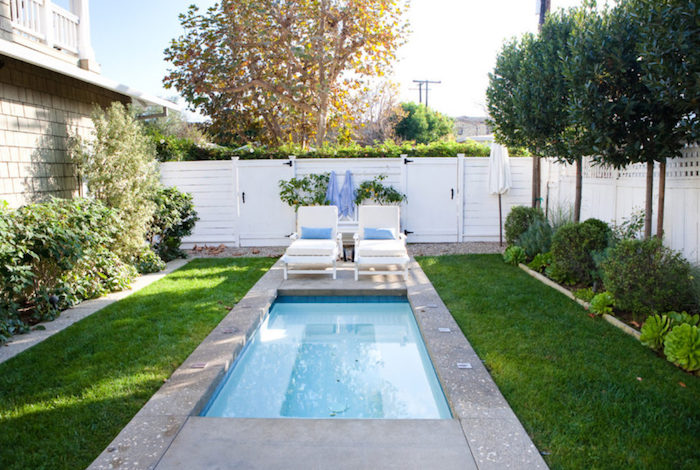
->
[338,170,356,218]
[488,143,512,246]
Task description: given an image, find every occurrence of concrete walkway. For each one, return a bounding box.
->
[90,259,547,470]
[0,258,190,365]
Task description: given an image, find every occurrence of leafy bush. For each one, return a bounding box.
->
[663,323,700,372]
[640,314,672,351]
[0,198,137,343]
[612,209,645,240]
[573,287,595,302]
[590,291,614,316]
[503,245,527,265]
[279,173,331,210]
[355,175,406,205]
[504,206,545,246]
[602,237,696,321]
[70,102,160,260]
[147,187,199,262]
[549,218,611,286]
[527,252,553,273]
[517,219,553,258]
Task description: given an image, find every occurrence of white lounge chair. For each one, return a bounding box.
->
[282,206,342,280]
[354,205,410,281]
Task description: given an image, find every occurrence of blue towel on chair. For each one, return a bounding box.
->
[338,170,356,218]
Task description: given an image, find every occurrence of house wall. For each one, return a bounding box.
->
[0,55,128,207]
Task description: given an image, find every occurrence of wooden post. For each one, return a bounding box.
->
[657,160,666,238]
[644,160,654,239]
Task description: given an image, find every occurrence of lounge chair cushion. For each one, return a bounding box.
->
[357,239,407,257]
[285,239,338,256]
[364,227,396,240]
[301,226,332,239]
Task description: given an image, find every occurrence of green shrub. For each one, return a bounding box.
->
[549,218,611,286]
[590,291,614,316]
[573,287,595,302]
[640,314,671,351]
[147,187,199,262]
[504,206,545,246]
[517,219,553,258]
[134,246,166,274]
[0,198,137,343]
[70,102,160,260]
[527,252,553,273]
[503,245,527,265]
[355,175,406,205]
[602,237,696,321]
[611,209,645,240]
[663,323,700,372]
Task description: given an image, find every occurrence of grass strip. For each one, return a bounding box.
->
[0,257,274,470]
[418,254,699,470]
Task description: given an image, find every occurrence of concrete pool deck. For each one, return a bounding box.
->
[89,259,547,470]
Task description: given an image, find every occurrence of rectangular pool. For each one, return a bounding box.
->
[202,296,451,419]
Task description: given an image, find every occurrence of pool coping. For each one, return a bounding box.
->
[88,259,548,470]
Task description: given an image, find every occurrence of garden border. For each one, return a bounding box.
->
[518,263,641,340]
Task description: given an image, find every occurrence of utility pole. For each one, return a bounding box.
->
[532,0,550,208]
[412,79,441,107]
[410,81,423,104]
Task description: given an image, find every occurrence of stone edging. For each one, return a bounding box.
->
[518,263,641,340]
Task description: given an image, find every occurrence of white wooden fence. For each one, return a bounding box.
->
[160,145,700,264]
[160,156,534,248]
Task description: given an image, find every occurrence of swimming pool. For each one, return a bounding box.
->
[202,296,451,419]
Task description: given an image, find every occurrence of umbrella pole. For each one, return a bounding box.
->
[498,194,503,247]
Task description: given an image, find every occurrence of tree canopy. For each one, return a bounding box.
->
[164,0,407,147]
[393,102,453,144]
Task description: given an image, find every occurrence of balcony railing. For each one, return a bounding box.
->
[9,0,80,55]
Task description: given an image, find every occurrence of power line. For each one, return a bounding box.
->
[412,79,441,107]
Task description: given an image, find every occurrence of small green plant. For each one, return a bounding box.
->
[590,291,614,316]
[503,245,527,266]
[573,287,595,303]
[527,252,553,273]
[611,208,645,240]
[504,206,545,246]
[640,314,672,351]
[667,311,700,328]
[354,174,406,205]
[663,323,700,372]
[517,219,553,259]
[279,173,331,210]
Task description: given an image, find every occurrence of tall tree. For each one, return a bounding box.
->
[487,9,588,221]
[566,0,699,238]
[164,0,407,147]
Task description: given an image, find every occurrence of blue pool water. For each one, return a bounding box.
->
[202,296,451,419]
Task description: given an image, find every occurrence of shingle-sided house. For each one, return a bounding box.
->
[0,0,176,207]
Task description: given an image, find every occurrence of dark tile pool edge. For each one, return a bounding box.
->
[89,259,548,470]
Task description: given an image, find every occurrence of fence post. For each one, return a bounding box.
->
[231,156,241,247]
[457,153,465,242]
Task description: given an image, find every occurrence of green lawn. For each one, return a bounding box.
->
[0,257,274,470]
[418,254,699,470]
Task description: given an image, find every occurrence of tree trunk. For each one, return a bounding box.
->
[574,156,582,223]
[532,155,541,208]
[644,160,654,239]
[657,160,666,238]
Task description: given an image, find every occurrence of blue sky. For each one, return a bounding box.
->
[89,0,588,119]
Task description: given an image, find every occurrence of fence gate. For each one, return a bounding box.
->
[236,159,296,246]
[402,157,460,242]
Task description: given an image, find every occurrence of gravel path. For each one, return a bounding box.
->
[186,242,505,258]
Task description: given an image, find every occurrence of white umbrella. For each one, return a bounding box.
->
[488,143,512,246]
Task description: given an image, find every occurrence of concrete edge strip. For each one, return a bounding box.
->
[0,258,191,365]
[518,263,641,339]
